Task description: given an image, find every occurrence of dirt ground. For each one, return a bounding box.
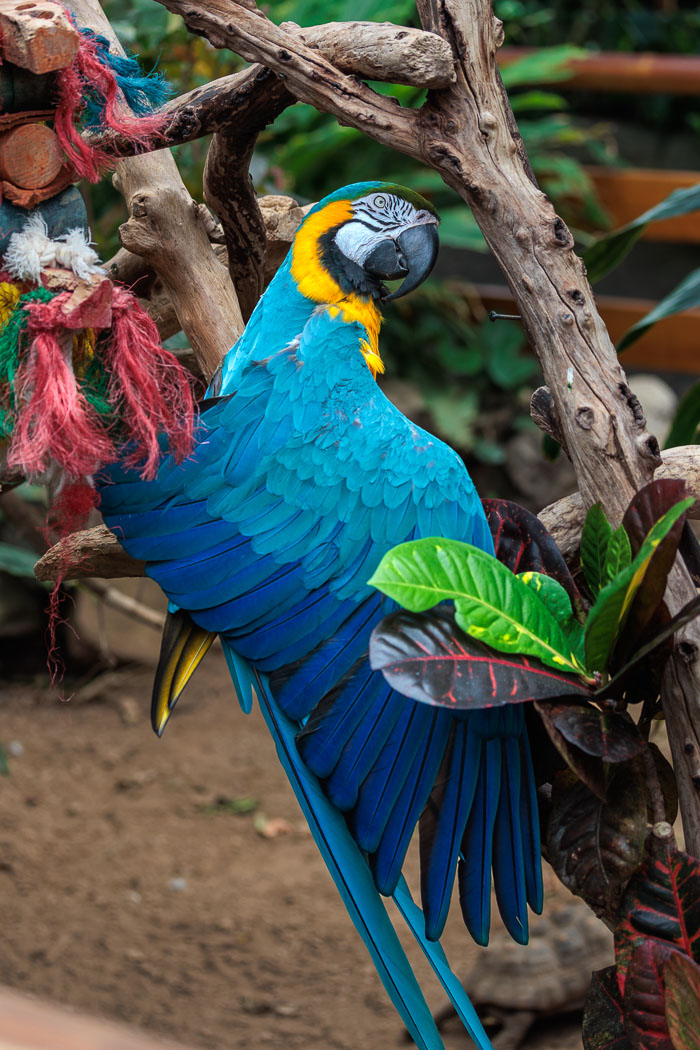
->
[0,584,589,1050]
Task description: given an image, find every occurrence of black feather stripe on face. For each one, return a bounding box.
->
[318,225,386,299]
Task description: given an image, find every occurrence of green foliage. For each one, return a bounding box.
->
[617,268,700,353]
[665,382,700,451]
[581,504,614,597]
[371,485,696,690]
[583,497,692,673]
[370,537,584,673]
[583,183,700,284]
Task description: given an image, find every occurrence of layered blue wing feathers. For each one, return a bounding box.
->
[99,305,541,1050]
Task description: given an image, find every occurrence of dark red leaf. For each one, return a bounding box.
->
[616,481,690,660]
[664,952,700,1050]
[624,940,676,1050]
[538,701,644,762]
[616,838,700,992]
[482,497,583,612]
[547,768,647,921]
[583,966,634,1050]
[648,744,679,826]
[369,608,592,709]
[536,703,609,799]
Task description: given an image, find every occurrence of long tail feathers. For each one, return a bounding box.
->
[253,670,455,1050]
[393,877,492,1050]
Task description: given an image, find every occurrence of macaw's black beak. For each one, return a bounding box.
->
[364,222,439,302]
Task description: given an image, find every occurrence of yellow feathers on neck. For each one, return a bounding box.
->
[291,200,384,378]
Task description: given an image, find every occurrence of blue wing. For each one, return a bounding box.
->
[99,308,541,1045]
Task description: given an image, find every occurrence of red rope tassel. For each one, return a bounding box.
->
[104,287,194,479]
[8,296,115,477]
[53,30,165,182]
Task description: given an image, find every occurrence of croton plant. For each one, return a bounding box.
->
[369,479,700,1050]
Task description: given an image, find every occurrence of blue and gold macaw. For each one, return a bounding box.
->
[99,182,543,1050]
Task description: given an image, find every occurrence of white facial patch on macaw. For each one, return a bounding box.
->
[335,193,437,267]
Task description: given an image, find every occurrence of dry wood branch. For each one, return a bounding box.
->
[35,525,146,581]
[281,21,455,88]
[203,79,291,321]
[106,196,305,342]
[93,66,291,156]
[156,0,420,156]
[67,0,244,381]
[539,446,700,564]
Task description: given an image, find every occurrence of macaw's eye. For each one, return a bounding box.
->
[373,195,388,210]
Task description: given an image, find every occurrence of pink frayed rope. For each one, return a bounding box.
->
[53,30,165,182]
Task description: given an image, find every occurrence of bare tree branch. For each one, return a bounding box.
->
[281,21,455,88]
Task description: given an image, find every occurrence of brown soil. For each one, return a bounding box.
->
[0,587,585,1050]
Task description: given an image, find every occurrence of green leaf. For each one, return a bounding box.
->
[584,498,693,672]
[604,526,632,584]
[510,90,568,113]
[500,45,587,88]
[517,571,585,663]
[618,268,700,353]
[369,538,583,674]
[0,743,8,777]
[665,380,700,450]
[0,541,38,579]
[584,183,700,283]
[581,503,614,596]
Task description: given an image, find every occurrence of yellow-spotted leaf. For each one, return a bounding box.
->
[518,571,586,668]
[584,497,693,672]
[369,538,583,674]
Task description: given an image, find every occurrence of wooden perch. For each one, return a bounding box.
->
[35,525,146,581]
[203,82,291,321]
[152,0,700,852]
[106,195,305,343]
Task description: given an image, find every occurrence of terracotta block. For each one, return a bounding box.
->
[0,1,80,74]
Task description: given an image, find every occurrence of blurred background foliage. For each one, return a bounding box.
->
[91,0,696,480]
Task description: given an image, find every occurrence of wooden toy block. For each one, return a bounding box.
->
[0,122,63,188]
[0,1,80,74]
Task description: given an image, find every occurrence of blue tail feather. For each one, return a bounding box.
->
[393,877,492,1050]
[458,736,502,946]
[492,735,528,944]
[420,723,480,941]
[254,671,449,1050]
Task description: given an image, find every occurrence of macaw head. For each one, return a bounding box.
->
[291,182,439,305]
[288,183,439,376]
